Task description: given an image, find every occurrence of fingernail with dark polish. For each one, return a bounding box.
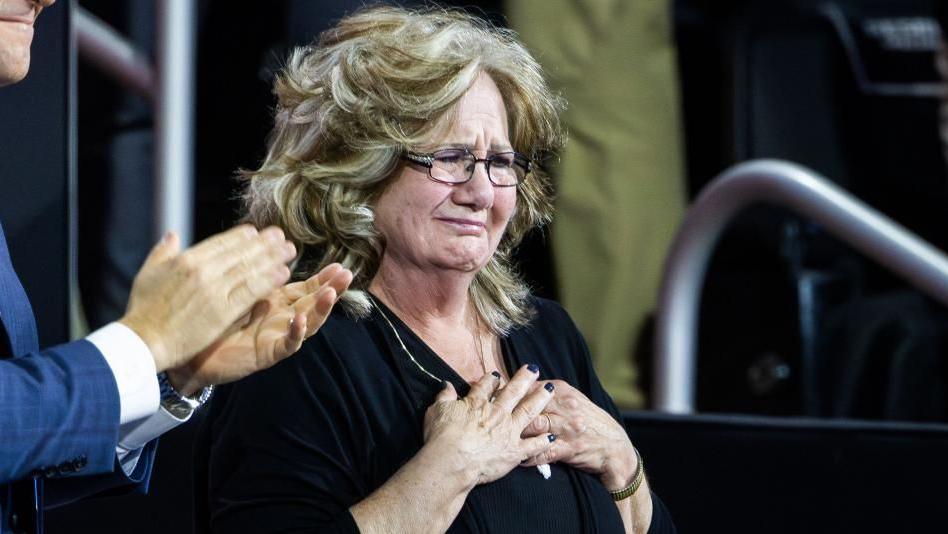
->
[527,363,540,374]
[548,434,557,442]
[544,382,554,393]
[491,371,501,379]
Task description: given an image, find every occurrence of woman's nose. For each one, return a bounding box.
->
[453,161,494,210]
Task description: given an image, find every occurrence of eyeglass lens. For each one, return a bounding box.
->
[428,149,525,186]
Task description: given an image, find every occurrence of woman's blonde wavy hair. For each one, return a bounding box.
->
[241,5,564,334]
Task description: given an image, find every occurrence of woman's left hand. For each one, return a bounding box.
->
[520,380,638,491]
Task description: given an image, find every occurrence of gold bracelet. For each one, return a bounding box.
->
[609,447,644,502]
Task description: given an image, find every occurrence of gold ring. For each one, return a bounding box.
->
[544,413,553,433]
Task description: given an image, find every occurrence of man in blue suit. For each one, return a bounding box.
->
[0,1,353,532]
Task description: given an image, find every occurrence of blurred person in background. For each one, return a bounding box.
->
[202,6,675,533]
[508,0,687,408]
[0,0,351,531]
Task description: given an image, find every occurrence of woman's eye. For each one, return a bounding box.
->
[434,152,464,163]
[492,155,515,168]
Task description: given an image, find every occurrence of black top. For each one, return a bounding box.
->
[203,297,676,533]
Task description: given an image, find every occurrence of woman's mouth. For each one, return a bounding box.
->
[436,217,486,233]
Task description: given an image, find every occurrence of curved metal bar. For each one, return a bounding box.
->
[74,6,155,103]
[654,159,948,413]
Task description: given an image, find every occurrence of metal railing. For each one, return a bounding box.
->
[154,0,196,246]
[73,2,195,245]
[653,159,948,413]
[74,7,155,102]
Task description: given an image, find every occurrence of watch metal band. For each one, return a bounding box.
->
[157,371,213,418]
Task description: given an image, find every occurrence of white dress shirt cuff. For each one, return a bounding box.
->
[87,322,194,476]
[115,405,193,474]
[116,445,145,476]
[86,322,159,425]
[118,404,192,451]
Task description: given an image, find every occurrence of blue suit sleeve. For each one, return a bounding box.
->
[44,440,158,509]
[0,339,122,485]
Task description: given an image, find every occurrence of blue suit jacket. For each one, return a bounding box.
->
[0,222,155,533]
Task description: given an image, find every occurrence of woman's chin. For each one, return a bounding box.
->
[431,254,491,274]
[436,237,497,268]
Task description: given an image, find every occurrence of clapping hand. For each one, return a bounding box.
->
[166,263,353,395]
[121,225,297,375]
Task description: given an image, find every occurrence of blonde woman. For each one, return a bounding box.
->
[202,6,675,533]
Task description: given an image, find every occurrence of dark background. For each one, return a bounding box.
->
[0,0,72,348]
[2,0,947,532]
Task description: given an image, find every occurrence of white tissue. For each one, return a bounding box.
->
[536,464,551,479]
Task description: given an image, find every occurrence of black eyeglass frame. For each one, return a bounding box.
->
[403,148,533,187]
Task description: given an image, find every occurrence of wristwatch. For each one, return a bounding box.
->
[157,372,214,419]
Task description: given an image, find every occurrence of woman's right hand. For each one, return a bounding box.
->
[422,365,557,487]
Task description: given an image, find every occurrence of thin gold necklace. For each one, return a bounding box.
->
[370,296,551,480]
[370,296,443,383]
[472,311,493,377]
[369,295,494,384]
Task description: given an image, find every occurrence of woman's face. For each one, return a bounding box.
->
[374,73,517,276]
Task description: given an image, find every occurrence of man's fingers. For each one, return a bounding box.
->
[326,267,353,296]
[194,226,295,286]
[290,313,307,340]
[281,279,310,301]
[306,263,344,293]
[186,224,264,264]
[286,265,351,302]
[492,364,541,413]
[274,312,307,360]
[165,225,294,324]
[281,267,352,339]
[227,301,268,339]
[303,287,337,337]
[218,236,295,287]
[226,263,291,317]
[284,266,336,300]
[279,283,342,345]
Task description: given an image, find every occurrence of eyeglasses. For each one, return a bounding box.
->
[403,148,532,187]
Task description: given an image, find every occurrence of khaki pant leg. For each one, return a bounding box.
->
[510,0,686,407]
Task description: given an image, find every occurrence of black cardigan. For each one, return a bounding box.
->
[201,297,676,533]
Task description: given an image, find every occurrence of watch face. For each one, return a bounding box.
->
[161,398,194,420]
